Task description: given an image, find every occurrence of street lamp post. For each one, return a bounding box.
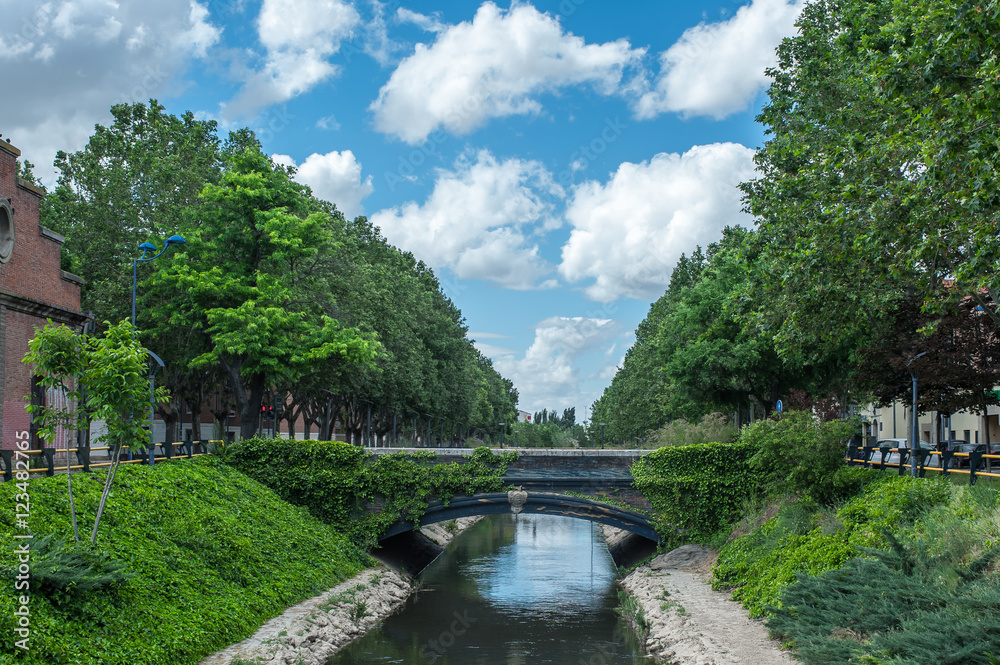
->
[130,236,184,461]
[600,423,606,449]
[907,352,927,477]
[145,350,165,464]
[499,422,505,448]
[131,235,186,327]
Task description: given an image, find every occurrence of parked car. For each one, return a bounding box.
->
[870,438,909,465]
[946,442,987,468]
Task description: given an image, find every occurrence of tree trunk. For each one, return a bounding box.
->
[220,356,265,440]
[188,399,202,441]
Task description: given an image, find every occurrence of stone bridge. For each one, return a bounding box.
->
[371,448,659,571]
[372,447,649,509]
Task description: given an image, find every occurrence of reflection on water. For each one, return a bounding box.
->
[328,514,645,665]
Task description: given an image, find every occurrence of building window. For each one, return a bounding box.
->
[0,199,13,264]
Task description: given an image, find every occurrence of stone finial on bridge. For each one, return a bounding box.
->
[507,486,527,515]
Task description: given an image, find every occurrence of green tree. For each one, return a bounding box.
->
[743,409,857,503]
[23,322,85,541]
[741,0,1000,376]
[146,140,379,439]
[660,227,803,418]
[24,320,167,545]
[43,100,221,325]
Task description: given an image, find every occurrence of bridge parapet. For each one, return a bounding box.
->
[371,447,649,473]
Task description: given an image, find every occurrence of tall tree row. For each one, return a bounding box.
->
[594,0,1000,438]
[42,101,517,442]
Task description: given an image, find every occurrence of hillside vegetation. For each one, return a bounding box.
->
[0,458,368,665]
[635,413,1000,664]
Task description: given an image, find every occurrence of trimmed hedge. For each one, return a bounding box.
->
[631,441,761,546]
[0,457,368,665]
[222,438,517,545]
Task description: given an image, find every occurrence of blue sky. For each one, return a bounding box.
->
[3,0,805,421]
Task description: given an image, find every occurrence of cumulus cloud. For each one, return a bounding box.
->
[370,2,644,143]
[492,317,621,414]
[0,0,220,186]
[225,0,359,118]
[636,0,804,119]
[273,150,374,219]
[559,142,757,302]
[370,150,563,289]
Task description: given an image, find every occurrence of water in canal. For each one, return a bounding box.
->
[328,514,646,665]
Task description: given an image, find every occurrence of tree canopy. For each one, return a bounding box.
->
[596,0,1000,438]
[41,101,518,444]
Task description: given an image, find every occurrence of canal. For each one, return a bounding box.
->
[328,514,646,664]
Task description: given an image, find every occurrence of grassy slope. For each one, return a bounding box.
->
[0,457,369,665]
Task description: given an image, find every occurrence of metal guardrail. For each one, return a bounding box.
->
[846,443,1000,485]
[0,440,222,482]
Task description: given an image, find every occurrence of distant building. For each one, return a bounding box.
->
[867,401,1000,448]
[0,139,88,450]
[518,409,531,422]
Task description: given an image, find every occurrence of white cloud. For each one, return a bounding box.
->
[396,8,447,33]
[636,0,804,119]
[360,0,403,67]
[316,114,340,130]
[371,1,644,144]
[370,150,563,289]
[492,317,621,414]
[559,142,757,302]
[0,0,220,187]
[52,0,123,42]
[225,0,359,118]
[273,150,374,219]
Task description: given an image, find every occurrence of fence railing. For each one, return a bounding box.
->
[846,443,1000,485]
[0,440,221,482]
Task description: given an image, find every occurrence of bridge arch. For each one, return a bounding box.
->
[379,492,660,543]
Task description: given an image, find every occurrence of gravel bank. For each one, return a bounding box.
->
[618,543,797,665]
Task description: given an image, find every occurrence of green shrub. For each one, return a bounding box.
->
[0,457,368,664]
[712,473,953,617]
[223,438,516,545]
[644,413,737,448]
[742,410,858,504]
[769,535,1000,665]
[13,535,132,606]
[631,440,760,547]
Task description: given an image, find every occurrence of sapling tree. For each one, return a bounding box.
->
[23,320,168,545]
[24,321,86,541]
[85,321,169,545]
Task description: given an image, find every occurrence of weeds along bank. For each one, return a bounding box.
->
[0,457,369,665]
[632,412,1000,665]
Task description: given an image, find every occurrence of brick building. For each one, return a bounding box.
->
[0,139,88,450]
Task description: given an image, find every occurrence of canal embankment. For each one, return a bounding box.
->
[200,517,482,665]
[617,543,795,665]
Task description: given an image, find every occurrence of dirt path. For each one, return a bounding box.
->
[620,545,797,665]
